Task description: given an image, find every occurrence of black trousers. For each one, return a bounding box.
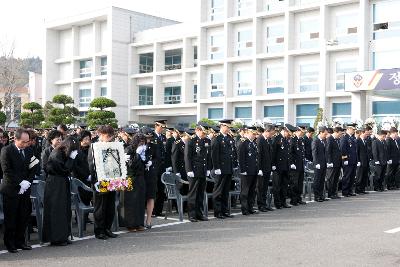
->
[93,191,116,236]
[342,165,356,195]
[240,174,257,213]
[212,173,232,215]
[355,165,369,193]
[386,163,400,189]
[313,167,327,200]
[326,167,341,197]
[154,167,166,215]
[374,164,387,190]
[3,193,32,249]
[256,172,271,208]
[187,177,206,218]
[289,169,304,203]
[272,170,289,207]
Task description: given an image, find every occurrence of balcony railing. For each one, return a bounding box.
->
[79,68,92,78]
[164,95,181,104]
[139,64,153,73]
[164,64,181,71]
[139,95,153,106]
[292,0,320,6]
[100,65,107,76]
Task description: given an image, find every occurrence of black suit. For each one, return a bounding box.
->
[211,133,237,216]
[312,137,327,200]
[303,135,313,162]
[355,138,370,193]
[0,144,36,249]
[165,137,174,170]
[152,132,167,215]
[386,137,400,189]
[325,136,342,197]
[289,136,305,204]
[171,138,188,194]
[256,135,273,208]
[372,138,388,191]
[272,135,290,208]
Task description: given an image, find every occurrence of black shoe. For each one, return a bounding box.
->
[223,213,234,218]
[258,207,268,212]
[197,216,209,221]
[95,233,108,240]
[105,230,118,238]
[16,244,32,250]
[249,210,259,214]
[189,217,198,222]
[275,206,282,209]
[289,202,299,206]
[282,204,291,208]
[242,211,250,215]
[66,239,73,245]
[363,191,369,194]
[215,214,225,219]
[298,200,307,205]
[322,198,329,201]
[349,193,357,196]
[315,198,324,202]
[152,212,165,217]
[51,241,68,246]
[7,246,18,253]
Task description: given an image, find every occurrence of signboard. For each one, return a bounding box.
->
[345,68,400,92]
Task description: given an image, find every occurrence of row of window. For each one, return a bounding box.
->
[78,87,108,107]
[79,57,107,78]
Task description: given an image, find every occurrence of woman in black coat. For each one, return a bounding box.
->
[119,133,146,232]
[41,130,63,178]
[42,137,79,246]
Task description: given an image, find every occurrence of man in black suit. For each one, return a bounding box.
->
[340,123,358,197]
[372,130,389,191]
[256,124,275,211]
[326,127,343,198]
[289,125,306,206]
[312,126,328,202]
[386,127,400,190]
[304,127,315,162]
[355,128,370,194]
[0,128,38,253]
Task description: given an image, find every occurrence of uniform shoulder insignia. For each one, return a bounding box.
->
[191,135,196,139]
[175,140,180,144]
[240,137,246,142]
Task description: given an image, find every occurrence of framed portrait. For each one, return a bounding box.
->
[92,141,127,181]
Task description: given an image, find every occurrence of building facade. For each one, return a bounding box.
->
[45,1,400,127]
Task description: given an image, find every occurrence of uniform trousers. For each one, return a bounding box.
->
[212,173,232,216]
[187,177,206,218]
[240,174,257,213]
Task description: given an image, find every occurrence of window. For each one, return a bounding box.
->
[193,84,197,103]
[100,87,107,97]
[100,57,107,75]
[236,0,253,17]
[79,89,91,107]
[209,33,224,60]
[236,70,252,96]
[296,104,318,126]
[237,29,252,57]
[336,59,357,90]
[373,1,400,40]
[335,13,358,44]
[235,107,252,124]
[79,111,88,118]
[265,0,285,12]
[266,24,284,53]
[139,86,153,106]
[139,53,153,73]
[194,46,198,67]
[208,108,223,120]
[210,0,224,21]
[300,63,319,92]
[165,49,182,71]
[79,60,92,78]
[372,101,400,123]
[373,50,400,70]
[210,72,224,97]
[266,65,284,94]
[332,102,351,123]
[264,105,284,123]
[299,18,319,49]
[164,86,181,104]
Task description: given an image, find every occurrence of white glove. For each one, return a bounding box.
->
[258,170,263,176]
[69,150,78,159]
[388,160,392,165]
[206,170,211,177]
[18,188,25,195]
[125,153,131,162]
[343,161,349,166]
[145,161,152,168]
[136,145,146,155]
[315,164,320,170]
[272,166,276,171]
[375,161,380,165]
[214,169,222,175]
[176,173,181,177]
[327,163,333,168]
[357,162,361,167]
[187,171,194,178]
[290,164,296,170]
[240,172,247,175]
[87,175,92,182]
[19,180,31,191]
[166,167,172,173]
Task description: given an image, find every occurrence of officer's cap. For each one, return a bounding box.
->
[122,127,136,134]
[197,122,210,131]
[264,124,275,132]
[284,124,298,132]
[247,126,258,133]
[219,119,233,127]
[184,128,195,135]
[155,120,167,128]
[174,125,186,134]
[345,123,357,129]
[140,126,153,137]
[211,125,220,133]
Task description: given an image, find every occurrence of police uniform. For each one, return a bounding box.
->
[326,134,342,198]
[312,132,327,201]
[340,126,358,196]
[289,131,305,205]
[171,128,188,194]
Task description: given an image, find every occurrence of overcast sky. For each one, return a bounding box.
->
[0,0,199,58]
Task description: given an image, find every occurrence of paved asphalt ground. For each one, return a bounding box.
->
[2,191,400,266]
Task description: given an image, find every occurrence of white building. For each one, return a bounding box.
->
[44,1,400,127]
[28,72,43,103]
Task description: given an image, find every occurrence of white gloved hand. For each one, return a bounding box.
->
[327,163,333,168]
[87,175,92,182]
[375,161,380,165]
[176,173,181,177]
[240,172,247,175]
[19,180,31,191]
[258,170,263,176]
[166,167,172,173]
[315,164,320,170]
[272,166,276,171]
[69,150,78,159]
[343,161,349,166]
[214,169,222,175]
[388,160,392,165]
[18,188,25,195]
[125,153,130,162]
[187,171,194,178]
[145,160,152,168]
[136,145,146,155]
[357,162,361,167]
[206,170,211,177]
[290,164,296,170]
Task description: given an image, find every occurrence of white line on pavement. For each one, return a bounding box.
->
[384,227,400,234]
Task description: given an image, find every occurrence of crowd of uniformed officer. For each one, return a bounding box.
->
[147,118,400,221]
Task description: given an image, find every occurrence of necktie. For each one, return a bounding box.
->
[19,149,25,159]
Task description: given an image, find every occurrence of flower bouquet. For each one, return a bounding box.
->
[95,177,133,193]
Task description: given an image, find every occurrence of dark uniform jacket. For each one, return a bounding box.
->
[289,136,305,171]
[238,138,259,176]
[171,137,186,178]
[256,135,273,174]
[372,138,388,165]
[272,134,290,172]
[184,135,212,177]
[165,137,174,169]
[356,138,369,167]
[326,136,342,168]
[211,133,237,175]
[312,137,327,168]
[303,135,313,162]
[386,137,400,164]
[152,132,166,171]
[340,134,358,166]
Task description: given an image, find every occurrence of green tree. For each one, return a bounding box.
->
[20,102,44,128]
[189,118,217,129]
[87,97,118,128]
[0,111,6,125]
[313,107,324,130]
[52,94,74,108]
[46,94,79,126]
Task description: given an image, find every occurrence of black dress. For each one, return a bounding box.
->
[42,149,74,243]
[119,151,146,228]
[72,146,92,206]
[144,142,157,200]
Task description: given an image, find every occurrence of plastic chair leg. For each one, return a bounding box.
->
[203,192,208,218]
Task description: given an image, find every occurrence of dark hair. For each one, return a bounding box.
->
[56,136,79,157]
[307,127,315,133]
[15,128,30,140]
[97,125,115,136]
[327,128,333,134]
[333,127,342,133]
[79,130,92,141]
[389,127,398,134]
[364,126,373,131]
[131,133,146,152]
[57,124,68,132]
[47,130,63,142]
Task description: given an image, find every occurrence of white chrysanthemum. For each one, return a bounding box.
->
[364,117,376,126]
[263,118,273,124]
